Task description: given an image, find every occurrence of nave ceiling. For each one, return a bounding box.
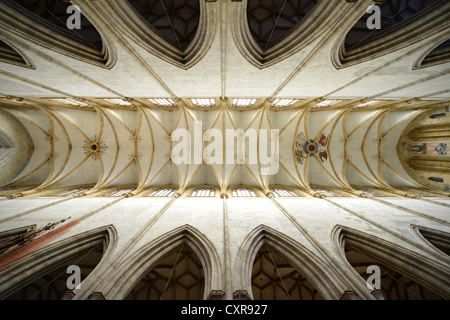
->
[0,98,447,196]
[0,0,449,196]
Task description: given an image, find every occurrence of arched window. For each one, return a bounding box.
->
[232,188,256,197]
[148,188,175,197]
[251,244,322,300]
[271,188,298,197]
[191,188,215,197]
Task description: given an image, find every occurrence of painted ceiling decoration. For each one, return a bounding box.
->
[335,0,450,68]
[397,106,450,192]
[128,0,201,51]
[0,98,442,198]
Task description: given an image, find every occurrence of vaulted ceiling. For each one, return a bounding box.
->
[0,97,441,195]
[0,0,449,195]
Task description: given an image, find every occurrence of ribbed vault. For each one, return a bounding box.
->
[247,0,319,50]
[0,98,445,198]
[128,0,200,51]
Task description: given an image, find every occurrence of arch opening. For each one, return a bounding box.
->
[3,243,104,300]
[128,0,200,51]
[0,39,29,67]
[344,0,440,52]
[251,243,322,300]
[246,0,320,50]
[5,0,103,51]
[420,38,450,68]
[125,243,205,300]
[344,242,444,300]
[416,226,450,256]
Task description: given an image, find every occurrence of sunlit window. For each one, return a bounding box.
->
[272,99,296,107]
[148,188,175,197]
[271,188,298,197]
[233,98,256,108]
[148,98,176,107]
[191,98,216,107]
[191,188,215,197]
[232,188,256,197]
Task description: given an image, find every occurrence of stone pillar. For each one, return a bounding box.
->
[221,193,233,300]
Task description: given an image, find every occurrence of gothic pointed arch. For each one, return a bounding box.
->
[231,0,342,69]
[397,107,450,193]
[246,0,320,50]
[234,225,347,300]
[0,225,117,299]
[0,38,33,68]
[414,38,450,69]
[412,225,450,257]
[128,0,200,51]
[108,0,217,70]
[335,225,450,299]
[0,109,33,187]
[251,242,323,299]
[0,0,116,68]
[106,225,223,300]
[333,0,450,68]
[125,243,205,300]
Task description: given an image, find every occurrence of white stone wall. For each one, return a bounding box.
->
[0,195,448,300]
